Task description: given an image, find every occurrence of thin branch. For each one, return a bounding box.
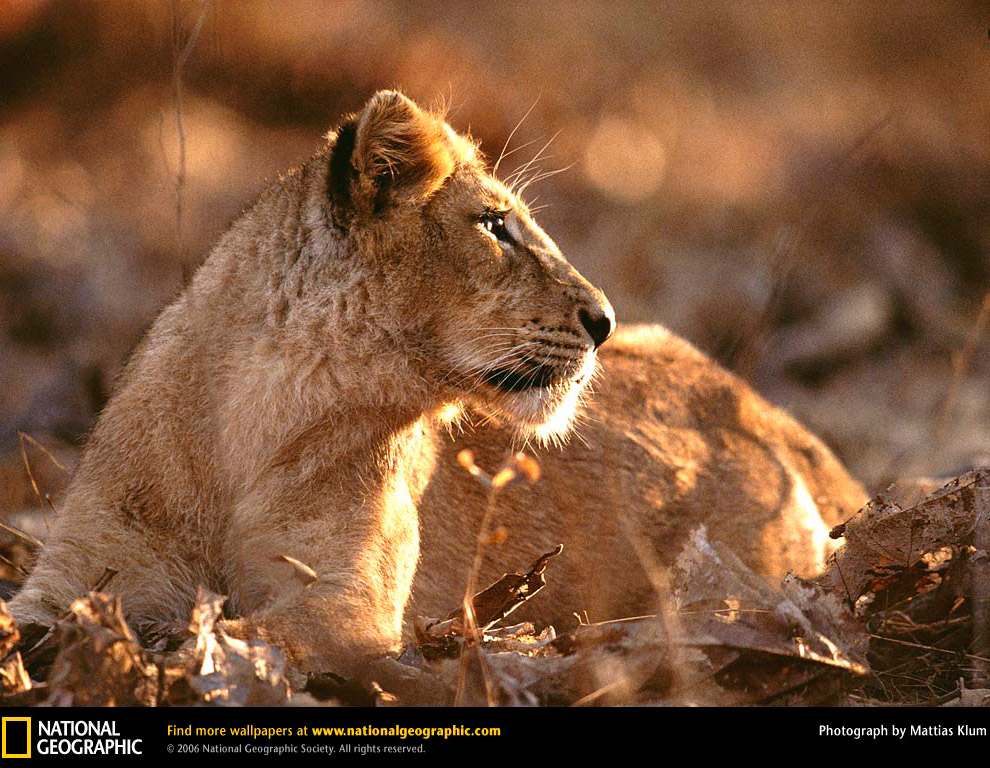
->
[868,633,990,665]
[726,113,892,379]
[0,521,42,550]
[170,0,211,273]
[0,551,30,579]
[930,290,990,462]
[17,432,58,534]
[16,432,68,473]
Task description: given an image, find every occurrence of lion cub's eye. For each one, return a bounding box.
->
[478,209,514,245]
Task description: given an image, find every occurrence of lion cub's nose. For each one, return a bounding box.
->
[578,305,615,349]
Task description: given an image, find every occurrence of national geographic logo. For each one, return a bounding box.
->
[2,719,142,758]
[2,717,31,759]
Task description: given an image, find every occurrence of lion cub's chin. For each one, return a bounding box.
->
[471,352,596,447]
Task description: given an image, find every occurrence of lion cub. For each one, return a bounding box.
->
[10,92,865,675]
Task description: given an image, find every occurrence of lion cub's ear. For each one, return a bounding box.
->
[331,90,454,218]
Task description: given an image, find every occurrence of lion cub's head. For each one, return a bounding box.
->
[320,90,614,444]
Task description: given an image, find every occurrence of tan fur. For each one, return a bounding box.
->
[9,92,866,675]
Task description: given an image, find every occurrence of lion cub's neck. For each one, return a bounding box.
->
[189,161,439,506]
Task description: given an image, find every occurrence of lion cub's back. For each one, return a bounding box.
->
[591,324,866,563]
[409,324,867,631]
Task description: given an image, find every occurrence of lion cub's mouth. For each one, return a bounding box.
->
[481,360,558,393]
[466,349,596,444]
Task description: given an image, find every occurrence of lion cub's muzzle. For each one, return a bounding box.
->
[482,294,615,395]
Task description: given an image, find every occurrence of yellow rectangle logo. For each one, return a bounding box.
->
[1,717,31,758]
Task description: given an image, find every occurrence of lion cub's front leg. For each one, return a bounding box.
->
[221,470,420,678]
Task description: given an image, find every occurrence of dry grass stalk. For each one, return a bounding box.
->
[17,432,60,534]
[453,449,540,706]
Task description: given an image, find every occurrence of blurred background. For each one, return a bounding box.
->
[1,1,988,539]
